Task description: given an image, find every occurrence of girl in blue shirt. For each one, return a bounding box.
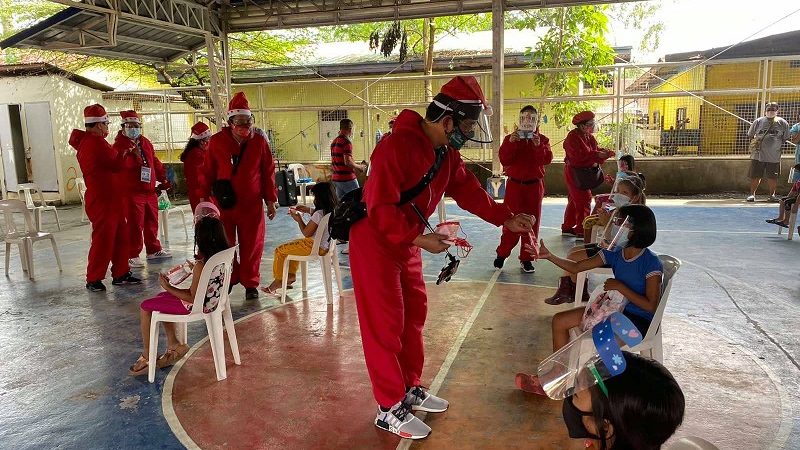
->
[516,205,663,395]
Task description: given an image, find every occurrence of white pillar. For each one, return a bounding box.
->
[491,1,505,175]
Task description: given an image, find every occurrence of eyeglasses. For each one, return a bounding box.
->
[231,118,254,126]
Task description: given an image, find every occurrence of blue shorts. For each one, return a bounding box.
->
[334,179,359,200]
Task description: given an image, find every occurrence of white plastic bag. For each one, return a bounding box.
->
[580,285,627,331]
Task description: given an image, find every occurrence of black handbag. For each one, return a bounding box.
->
[571,165,605,190]
[212,140,248,210]
[329,146,448,242]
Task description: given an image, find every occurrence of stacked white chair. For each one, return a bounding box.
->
[0,199,63,280]
[16,183,61,231]
[287,163,316,205]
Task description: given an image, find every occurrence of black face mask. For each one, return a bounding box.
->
[562,396,603,440]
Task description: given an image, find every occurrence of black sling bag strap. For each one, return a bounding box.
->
[398,145,448,205]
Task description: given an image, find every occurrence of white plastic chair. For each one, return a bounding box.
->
[0,199,63,280]
[287,163,316,205]
[569,255,681,362]
[148,246,240,383]
[777,201,798,240]
[666,437,720,450]
[76,178,88,223]
[16,183,61,231]
[280,213,343,305]
[158,193,189,244]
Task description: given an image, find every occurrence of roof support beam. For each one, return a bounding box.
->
[50,25,195,52]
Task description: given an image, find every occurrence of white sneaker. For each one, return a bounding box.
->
[405,386,449,413]
[746,195,755,202]
[128,257,145,268]
[374,401,431,439]
[147,249,172,260]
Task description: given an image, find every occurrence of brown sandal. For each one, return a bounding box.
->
[156,344,190,368]
[129,355,149,376]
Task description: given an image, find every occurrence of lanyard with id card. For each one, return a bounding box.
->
[137,142,152,183]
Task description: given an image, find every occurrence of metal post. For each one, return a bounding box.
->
[760,58,769,113]
[615,66,623,154]
[205,33,230,128]
[490,0,505,175]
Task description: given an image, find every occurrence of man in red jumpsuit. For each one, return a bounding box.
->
[69,104,141,292]
[494,105,552,273]
[113,110,172,268]
[181,121,211,212]
[350,76,534,440]
[201,92,277,300]
[561,111,613,237]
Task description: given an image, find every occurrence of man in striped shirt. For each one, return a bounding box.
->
[330,119,366,200]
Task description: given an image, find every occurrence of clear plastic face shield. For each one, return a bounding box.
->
[432,97,493,149]
[606,172,641,211]
[600,214,632,251]
[518,110,540,139]
[537,312,644,400]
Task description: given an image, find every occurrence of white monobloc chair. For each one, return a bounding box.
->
[0,199,63,280]
[158,192,189,244]
[148,246,240,383]
[574,267,614,303]
[17,183,61,231]
[666,437,721,450]
[76,178,88,223]
[569,255,681,362]
[777,202,798,241]
[280,213,343,305]
[287,163,316,205]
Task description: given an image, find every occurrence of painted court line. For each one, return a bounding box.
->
[396,269,502,450]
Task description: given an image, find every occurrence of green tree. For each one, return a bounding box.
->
[608,1,665,54]
[317,15,492,101]
[0,0,65,62]
[508,6,616,128]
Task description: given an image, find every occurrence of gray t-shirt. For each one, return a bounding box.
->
[747,116,791,163]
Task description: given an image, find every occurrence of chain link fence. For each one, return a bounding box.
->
[102,56,800,163]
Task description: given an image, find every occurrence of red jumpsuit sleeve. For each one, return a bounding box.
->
[564,131,605,167]
[201,142,218,199]
[364,143,423,246]
[498,136,522,167]
[261,141,278,203]
[532,135,554,166]
[445,153,513,227]
[185,149,204,194]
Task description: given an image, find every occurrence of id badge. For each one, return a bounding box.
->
[140,166,152,183]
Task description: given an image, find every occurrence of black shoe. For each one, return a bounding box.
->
[86,281,106,292]
[766,218,779,224]
[521,261,535,273]
[245,287,259,300]
[493,257,506,269]
[112,272,142,286]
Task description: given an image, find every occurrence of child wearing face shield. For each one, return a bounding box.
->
[581,170,646,243]
[545,173,646,305]
[561,351,685,450]
[114,110,172,268]
[516,205,662,395]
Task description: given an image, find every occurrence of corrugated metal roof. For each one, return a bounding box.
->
[0,62,115,91]
[0,7,207,64]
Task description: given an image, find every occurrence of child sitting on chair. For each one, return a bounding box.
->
[517,205,663,395]
[129,202,231,376]
[766,164,800,228]
[261,182,338,297]
[582,170,646,242]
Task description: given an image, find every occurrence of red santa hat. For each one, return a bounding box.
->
[120,110,141,124]
[83,104,108,124]
[227,92,251,118]
[190,121,211,140]
[436,75,493,117]
[572,111,595,125]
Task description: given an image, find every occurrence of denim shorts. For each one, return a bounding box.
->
[334,179,360,199]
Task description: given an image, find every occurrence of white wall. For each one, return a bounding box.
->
[0,74,104,204]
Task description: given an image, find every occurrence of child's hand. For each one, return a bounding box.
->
[537,239,552,260]
[290,210,304,222]
[603,278,624,292]
[159,273,170,290]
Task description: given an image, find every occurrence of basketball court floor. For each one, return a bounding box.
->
[0,198,797,449]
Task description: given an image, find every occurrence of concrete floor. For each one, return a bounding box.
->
[0,197,798,449]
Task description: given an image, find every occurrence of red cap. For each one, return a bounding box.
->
[572,111,595,125]
[227,92,251,118]
[120,110,141,124]
[83,104,108,123]
[190,121,211,139]
[438,76,493,116]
